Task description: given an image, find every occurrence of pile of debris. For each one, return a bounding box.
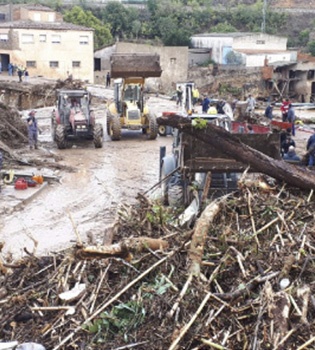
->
[1,180,315,349]
[0,103,28,150]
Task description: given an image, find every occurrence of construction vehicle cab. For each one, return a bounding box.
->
[51,89,104,149]
[107,53,162,141]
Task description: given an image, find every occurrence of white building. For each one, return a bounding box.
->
[190,32,297,67]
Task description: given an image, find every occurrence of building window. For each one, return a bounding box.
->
[49,61,59,68]
[72,61,81,68]
[79,35,89,45]
[0,33,8,42]
[26,61,36,68]
[256,40,265,45]
[48,14,54,22]
[22,34,34,44]
[51,35,61,44]
[34,13,41,22]
[39,34,46,42]
[170,58,176,64]
[308,70,315,80]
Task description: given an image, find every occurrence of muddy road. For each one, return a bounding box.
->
[1,88,174,259]
[1,86,314,259]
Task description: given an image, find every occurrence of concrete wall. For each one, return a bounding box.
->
[245,52,295,67]
[233,34,287,51]
[189,49,211,67]
[0,28,94,82]
[191,35,234,64]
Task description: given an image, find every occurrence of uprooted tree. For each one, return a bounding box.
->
[157,114,315,190]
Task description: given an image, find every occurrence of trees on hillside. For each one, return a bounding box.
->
[63,6,112,49]
[3,0,313,50]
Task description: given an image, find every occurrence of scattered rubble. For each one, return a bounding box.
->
[1,180,315,349]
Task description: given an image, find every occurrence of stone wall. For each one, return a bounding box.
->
[188,65,264,101]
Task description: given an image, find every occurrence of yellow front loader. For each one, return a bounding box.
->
[107,53,162,140]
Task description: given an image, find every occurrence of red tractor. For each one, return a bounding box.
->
[51,89,103,149]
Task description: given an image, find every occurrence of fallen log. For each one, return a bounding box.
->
[157,114,315,190]
[188,199,222,277]
[75,236,169,261]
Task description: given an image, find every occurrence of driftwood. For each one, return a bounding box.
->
[157,114,315,190]
[76,236,169,261]
[188,199,222,276]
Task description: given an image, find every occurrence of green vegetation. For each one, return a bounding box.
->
[86,301,146,341]
[308,41,315,56]
[85,274,172,343]
[63,6,112,49]
[0,0,314,51]
[192,118,208,129]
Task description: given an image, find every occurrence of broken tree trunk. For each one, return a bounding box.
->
[157,114,315,190]
[76,236,169,261]
[188,199,221,277]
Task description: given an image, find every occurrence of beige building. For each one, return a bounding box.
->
[0,4,94,83]
[95,42,189,93]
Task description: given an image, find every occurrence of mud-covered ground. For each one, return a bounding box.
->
[1,81,315,260]
[0,87,174,259]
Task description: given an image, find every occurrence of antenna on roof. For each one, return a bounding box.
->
[261,0,267,33]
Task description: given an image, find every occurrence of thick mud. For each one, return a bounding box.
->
[1,87,315,259]
[1,90,174,259]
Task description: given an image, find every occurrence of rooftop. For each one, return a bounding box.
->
[0,4,55,12]
[0,20,93,31]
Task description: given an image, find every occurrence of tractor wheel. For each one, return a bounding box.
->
[93,123,103,148]
[51,117,57,142]
[158,125,167,137]
[55,124,67,149]
[106,113,111,136]
[108,115,121,141]
[147,114,158,140]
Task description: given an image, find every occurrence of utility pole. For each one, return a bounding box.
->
[262,0,267,33]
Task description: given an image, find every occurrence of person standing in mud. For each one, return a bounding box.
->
[202,95,210,113]
[17,67,23,83]
[246,94,256,115]
[287,104,296,136]
[106,72,111,87]
[27,110,38,149]
[280,98,290,122]
[24,69,29,83]
[176,86,183,107]
[306,132,315,166]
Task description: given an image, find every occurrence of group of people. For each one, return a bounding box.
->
[6,63,29,82]
[279,125,315,166]
[175,85,201,109]
[264,98,296,136]
[280,127,300,161]
[201,96,227,115]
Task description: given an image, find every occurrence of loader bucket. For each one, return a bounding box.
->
[110,53,162,78]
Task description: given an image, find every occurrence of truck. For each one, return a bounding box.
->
[159,113,280,210]
[51,89,103,149]
[107,53,162,141]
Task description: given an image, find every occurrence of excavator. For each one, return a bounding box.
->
[107,53,162,140]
